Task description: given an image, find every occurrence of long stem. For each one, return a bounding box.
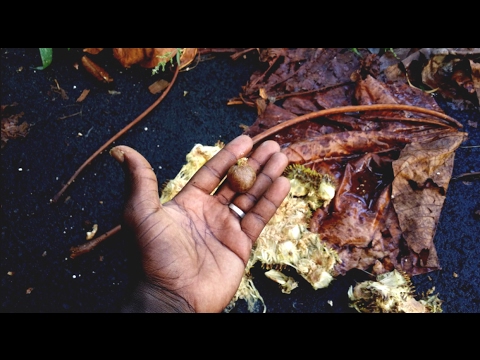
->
[52,65,180,203]
[251,104,462,145]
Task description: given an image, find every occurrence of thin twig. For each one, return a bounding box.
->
[452,172,480,181]
[230,48,258,60]
[52,65,180,203]
[57,111,82,121]
[70,224,122,259]
[251,104,462,145]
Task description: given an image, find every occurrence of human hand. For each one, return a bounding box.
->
[110,135,290,312]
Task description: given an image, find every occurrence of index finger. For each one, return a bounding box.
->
[184,135,253,195]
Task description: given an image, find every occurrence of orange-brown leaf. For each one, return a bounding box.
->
[83,48,104,55]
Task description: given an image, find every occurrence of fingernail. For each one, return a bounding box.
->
[109,147,125,163]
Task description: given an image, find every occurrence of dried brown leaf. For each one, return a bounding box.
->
[179,48,198,70]
[239,48,468,278]
[148,79,169,95]
[112,48,197,70]
[355,74,442,114]
[243,48,360,104]
[83,48,104,55]
[391,130,467,272]
[112,48,155,68]
[281,130,411,164]
[421,55,478,109]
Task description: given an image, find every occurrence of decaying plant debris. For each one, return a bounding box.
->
[59,48,476,312]
[223,48,470,311]
[81,48,198,82]
[348,269,443,313]
[1,103,29,149]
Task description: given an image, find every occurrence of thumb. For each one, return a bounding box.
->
[110,145,161,228]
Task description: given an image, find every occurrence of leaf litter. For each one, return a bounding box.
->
[22,48,476,312]
[1,103,29,149]
[220,48,474,312]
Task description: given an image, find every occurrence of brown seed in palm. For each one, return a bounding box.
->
[227,158,256,193]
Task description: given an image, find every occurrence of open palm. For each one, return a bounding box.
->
[111,135,290,312]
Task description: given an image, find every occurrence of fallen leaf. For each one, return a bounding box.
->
[421,54,479,109]
[391,130,467,273]
[238,49,468,279]
[83,48,104,55]
[179,48,198,70]
[148,79,169,94]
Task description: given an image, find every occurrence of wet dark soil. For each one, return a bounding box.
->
[1,48,479,313]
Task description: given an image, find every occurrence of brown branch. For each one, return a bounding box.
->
[251,104,463,146]
[52,65,180,203]
[452,171,480,181]
[70,224,122,259]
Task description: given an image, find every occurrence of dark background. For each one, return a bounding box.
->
[1,48,479,313]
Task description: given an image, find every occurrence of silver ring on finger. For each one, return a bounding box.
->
[228,203,246,219]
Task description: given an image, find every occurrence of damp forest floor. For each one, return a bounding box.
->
[1,48,479,313]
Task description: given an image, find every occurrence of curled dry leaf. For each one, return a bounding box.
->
[179,48,198,70]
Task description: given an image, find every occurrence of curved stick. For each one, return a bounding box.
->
[52,65,180,203]
[251,104,462,145]
[70,224,122,259]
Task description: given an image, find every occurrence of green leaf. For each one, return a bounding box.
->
[37,48,53,70]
